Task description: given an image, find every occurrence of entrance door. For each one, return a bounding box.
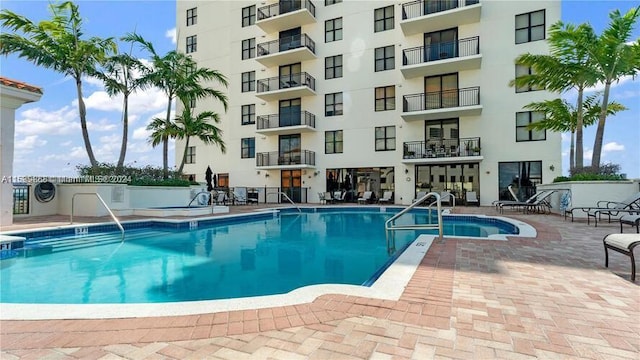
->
[281,169,302,202]
[425,73,458,109]
[424,28,457,61]
[279,27,301,52]
[279,98,301,127]
[279,63,302,89]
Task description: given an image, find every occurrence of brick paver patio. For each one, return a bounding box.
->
[1,206,638,359]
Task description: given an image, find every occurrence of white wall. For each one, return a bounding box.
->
[539,180,640,217]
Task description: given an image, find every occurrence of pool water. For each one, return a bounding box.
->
[0,210,518,304]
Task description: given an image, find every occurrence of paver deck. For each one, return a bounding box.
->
[1,205,638,359]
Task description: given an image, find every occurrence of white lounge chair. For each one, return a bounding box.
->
[565,192,640,226]
[358,191,372,204]
[466,191,479,206]
[378,191,393,204]
[413,191,428,204]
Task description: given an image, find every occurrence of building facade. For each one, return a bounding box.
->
[175,0,561,206]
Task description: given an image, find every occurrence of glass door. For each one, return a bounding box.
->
[279,134,301,165]
[279,98,301,127]
[281,170,302,202]
[424,28,458,61]
[279,63,302,89]
[425,73,458,109]
[279,27,301,52]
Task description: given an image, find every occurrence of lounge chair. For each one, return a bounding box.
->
[620,214,640,233]
[440,191,453,206]
[492,185,519,209]
[413,191,428,203]
[333,191,346,203]
[232,190,247,205]
[466,191,479,206]
[318,192,327,204]
[603,233,640,281]
[214,192,227,205]
[378,191,393,204]
[358,191,373,204]
[496,189,544,212]
[565,192,640,226]
[500,190,555,214]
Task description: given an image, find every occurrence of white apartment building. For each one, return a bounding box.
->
[175,0,561,206]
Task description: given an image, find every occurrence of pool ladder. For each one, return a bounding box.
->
[277,191,301,212]
[385,192,443,252]
[70,193,125,241]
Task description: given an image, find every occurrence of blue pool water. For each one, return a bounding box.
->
[0,209,518,304]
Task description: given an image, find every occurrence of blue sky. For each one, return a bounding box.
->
[1,0,639,179]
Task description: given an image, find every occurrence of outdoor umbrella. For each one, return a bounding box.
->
[205,166,213,191]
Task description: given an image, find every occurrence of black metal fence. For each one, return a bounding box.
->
[401,0,479,20]
[257,0,316,20]
[257,72,316,93]
[403,86,480,112]
[218,186,310,204]
[403,137,481,159]
[257,34,316,57]
[402,36,479,66]
[12,184,29,214]
[256,150,316,167]
[257,111,316,130]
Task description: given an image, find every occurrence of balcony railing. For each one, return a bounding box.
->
[257,0,316,20]
[403,36,479,66]
[403,137,481,159]
[257,34,316,57]
[403,87,480,112]
[401,0,479,20]
[257,111,316,130]
[257,72,316,93]
[256,150,316,167]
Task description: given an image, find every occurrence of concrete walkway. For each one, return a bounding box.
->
[1,206,638,359]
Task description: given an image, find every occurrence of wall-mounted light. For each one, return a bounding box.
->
[257,170,261,175]
[314,171,320,176]
[549,165,555,172]
[265,173,269,178]
[405,168,409,175]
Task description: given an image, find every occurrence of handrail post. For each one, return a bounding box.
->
[385,191,443,240]
[278,191,301,212]
[71,193,125,241]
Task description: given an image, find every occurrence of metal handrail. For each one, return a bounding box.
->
[277,191,301,212]
[385,192,443,240]
[71,193,125,242]
[187,191,211,208]
[428,192,456,211]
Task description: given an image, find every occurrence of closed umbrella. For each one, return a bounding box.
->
[205,166,213,191]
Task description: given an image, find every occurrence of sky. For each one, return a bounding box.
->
[1,0,639,179]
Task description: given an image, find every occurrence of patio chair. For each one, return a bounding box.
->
[499,190,555,214]
[214,192,227,205]
[565,192,640,226]
[603,233,640,281]
[358,191,373,204]
[378,191,393,204]
[318,192,326,204]
[413,191,428,204]
[466,191,479,206]
[496,189,544,212]
[440,191,453,206]
[232,191,247,205]
[620,214,640,233]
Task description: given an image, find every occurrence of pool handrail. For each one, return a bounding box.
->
[70,192,125,241]
[187,191,212,208]
[278,191,301,212]
[385,192,443,240]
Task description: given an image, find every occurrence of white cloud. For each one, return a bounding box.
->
[81,86,168,116]
[60,140,72,147]
[83,91,122,112]
[82,76,106,88]
[87,119,118,132]
[14,135,47,151]
[585,73,638,93]
[15,106,78,136]
[166,27,177,45]
[132,126,151,140]
[583,149,593,161]
[603,142,625,153]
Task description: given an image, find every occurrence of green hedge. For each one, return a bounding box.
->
[76,163,197,187]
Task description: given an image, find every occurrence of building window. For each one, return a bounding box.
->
[375,45,394,72]
[515,65,543,93]
[325,130,343,154]
[325,0,342,5]
[185,146,196,164]
[241,104,255,125]
[186,35,197,53]
[241,71,255,92]
[325,55,343,79]
[375,85,395,111]
[241,137,255,158]
[325,92,343,116]
[325,17,343,43]
[242,38,255,60]
[242,5,256,27]
[374,6,394,32]
[375,126,395,151]
[516,111,546,141]
[515,9,545,44]
[186,7,197,26]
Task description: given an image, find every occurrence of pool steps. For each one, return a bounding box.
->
[20,230,170,255]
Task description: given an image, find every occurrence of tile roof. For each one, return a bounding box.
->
[0,76,43,94]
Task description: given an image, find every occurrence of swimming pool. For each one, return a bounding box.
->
[0,208,526,306]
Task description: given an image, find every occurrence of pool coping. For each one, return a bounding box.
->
[0,207,537,320]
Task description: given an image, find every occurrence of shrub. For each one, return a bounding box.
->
[128,178,193,187]
[75,163,196,186]
[554,163,626,182]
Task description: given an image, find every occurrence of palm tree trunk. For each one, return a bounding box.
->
[117,94,129,171]
[569,130,575,172]
[574,88,585,170]
[591,81,611,170]
[177,137,190,174]
[75,78,98,169]
[163,100,172,179]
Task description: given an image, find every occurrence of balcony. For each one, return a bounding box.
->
[256,150,316,169]
[400,0,481,36]
[256,0,316,33]
[256,34,316,68]
[402,86,482,121]
[401,37,481,79]
[256,72,316,102]
[402,137,482,164]
[256,111,316,135]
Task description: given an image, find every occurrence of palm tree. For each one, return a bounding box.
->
[0,1,116,169]
[124,33,229,178]
[174,96,226,174]
[511,22,598,170]
[524,95,626,171]
[93,49,145,171]
[588,7,640,169]
[146,117,179,164]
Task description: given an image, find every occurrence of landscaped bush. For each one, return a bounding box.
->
[553,163,626,182]
[75,163,197,186]
[128,178,193,187]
